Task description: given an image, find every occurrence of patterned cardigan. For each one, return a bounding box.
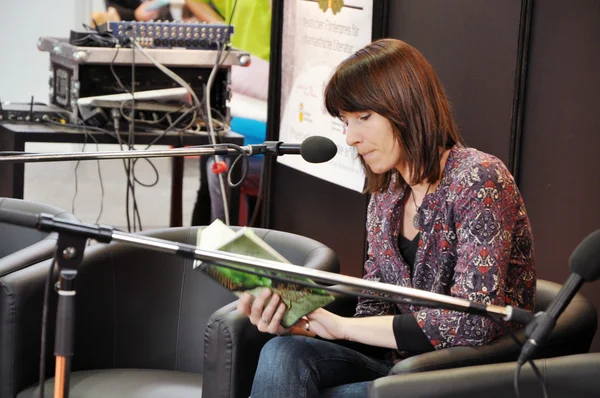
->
[355,146,536,350]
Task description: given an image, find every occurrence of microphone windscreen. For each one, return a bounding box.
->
[569,229,600,282]
[300,136,337,163]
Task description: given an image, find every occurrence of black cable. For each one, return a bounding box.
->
[109,42,144,232]
[129,42,141,231]
[93,151,105,224]
[226,0,239,30]
[110,43,197,228]
[40,118,106,224]
[131,157,160,188]
[109,45,131,94]
[220,143,249,188]
[514,362,523,398]
[119,100,189,126]
[143,107,197,148]
[38,257,56,398]
[112,118,134,232]
[81,128,106,224]
[112,115,132,231]
[489,316,548,398]
[110,39,144,232]
[71,134,88,215]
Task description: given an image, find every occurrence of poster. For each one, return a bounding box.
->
[278,0,373,192]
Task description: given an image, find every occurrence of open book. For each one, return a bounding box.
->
[193,220,335,328]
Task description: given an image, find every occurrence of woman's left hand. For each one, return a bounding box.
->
[304,308,347,340]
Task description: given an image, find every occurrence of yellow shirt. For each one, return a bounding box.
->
[192,0,271,61]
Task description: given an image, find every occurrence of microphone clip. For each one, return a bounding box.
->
[248,141,283,156]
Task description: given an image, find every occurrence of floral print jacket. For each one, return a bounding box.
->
[355,146,536,350]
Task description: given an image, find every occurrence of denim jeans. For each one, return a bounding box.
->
[251,336,394,398]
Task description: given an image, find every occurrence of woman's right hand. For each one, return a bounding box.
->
[237,288,290,335]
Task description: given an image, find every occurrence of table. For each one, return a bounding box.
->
[0,122,244,227]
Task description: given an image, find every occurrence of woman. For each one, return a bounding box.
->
[237,38,536,397]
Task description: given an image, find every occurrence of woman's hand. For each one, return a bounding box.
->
[237,288,290,335]
[237,288,349,339]
[134,2,160,21]
[305,308,346,340]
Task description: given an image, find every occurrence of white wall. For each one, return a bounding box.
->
[0,0,106,103]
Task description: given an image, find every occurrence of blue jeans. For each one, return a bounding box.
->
[251,336,394,398]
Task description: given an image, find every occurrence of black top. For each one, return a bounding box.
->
[398,233,420,271]
[392,232,435,353]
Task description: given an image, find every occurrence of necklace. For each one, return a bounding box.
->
[412,183,432,228]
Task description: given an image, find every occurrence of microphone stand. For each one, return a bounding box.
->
[0,142,300,163]
[51,233,86,398]
[34,214,113,398]
[0,211,534,397]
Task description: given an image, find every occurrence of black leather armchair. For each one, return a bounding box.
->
[0,198,78,398]
[2,226,339,398]
[369,353,600,398]
[204,279,597,398]
[386,280,596,375]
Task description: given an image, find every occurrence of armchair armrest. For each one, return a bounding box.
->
[203,301,275,398]
[370,353,600,398]
[389,331,523,375]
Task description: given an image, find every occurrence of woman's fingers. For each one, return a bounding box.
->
[236,292,254,315]
[249,288,272,325]
[238,289,289,335]
[258,293,280,324]
[258,304,286,334]
[263,302,287,334]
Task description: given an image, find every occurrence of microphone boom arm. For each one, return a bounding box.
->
[0,145,242,163]
[26,211,533,324]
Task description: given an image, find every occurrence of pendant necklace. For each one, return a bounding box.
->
[412,183,432,229]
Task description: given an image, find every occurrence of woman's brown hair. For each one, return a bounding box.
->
[324,38,463,193]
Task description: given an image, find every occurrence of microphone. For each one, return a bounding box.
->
[248,136,337,163]
[518,230,600,365]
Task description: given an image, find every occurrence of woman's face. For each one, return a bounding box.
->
[341,111,403,174]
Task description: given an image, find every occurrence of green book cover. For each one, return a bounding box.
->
[193,220,335,328]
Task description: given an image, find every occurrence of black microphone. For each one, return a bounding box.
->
[249,136,337,163]
[518,230,600,365]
